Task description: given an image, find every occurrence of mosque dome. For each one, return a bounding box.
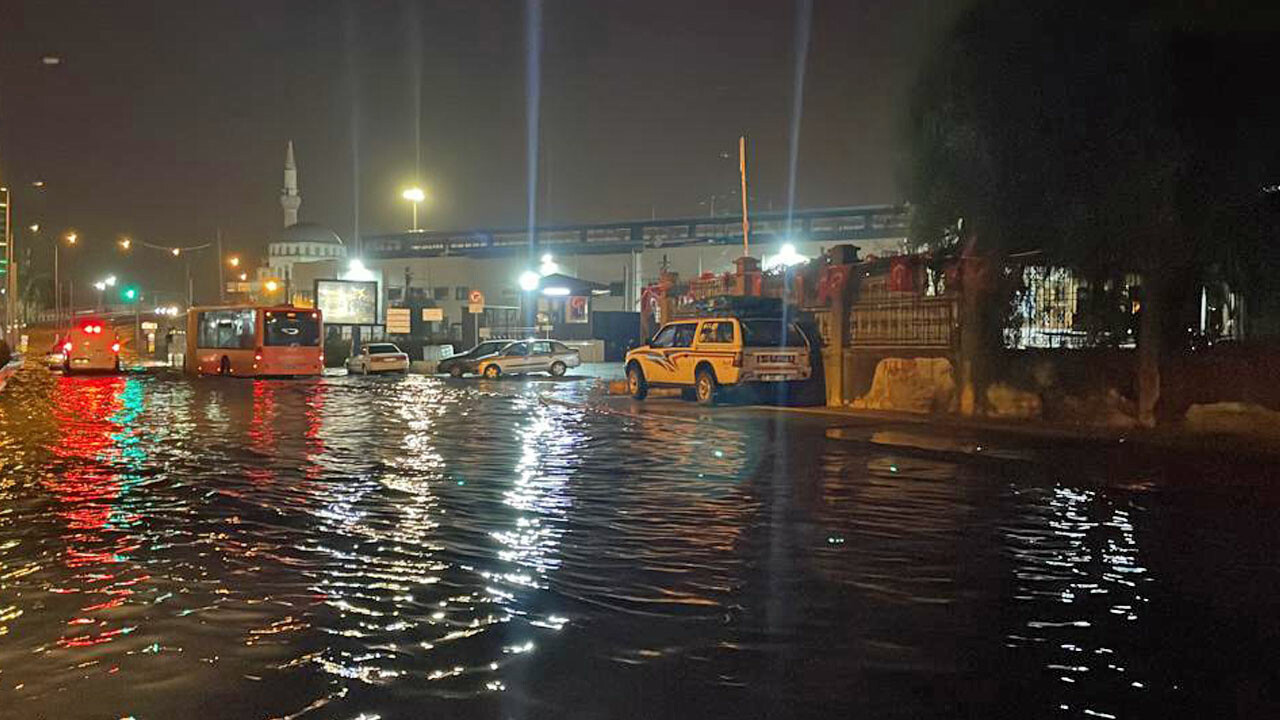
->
[279,222,343,246]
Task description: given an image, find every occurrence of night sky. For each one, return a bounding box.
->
[1,0,956,295]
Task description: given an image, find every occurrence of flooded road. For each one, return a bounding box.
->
[0,367,1277,719]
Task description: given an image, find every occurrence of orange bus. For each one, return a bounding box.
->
[185,305,324,377]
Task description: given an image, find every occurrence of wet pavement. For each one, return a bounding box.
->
[0,365,1277,719]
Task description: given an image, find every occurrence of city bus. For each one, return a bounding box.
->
[185,305,324,377]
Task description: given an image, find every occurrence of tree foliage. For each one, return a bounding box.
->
[903,0,1280,292]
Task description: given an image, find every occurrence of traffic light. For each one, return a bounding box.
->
[121,286,138,302]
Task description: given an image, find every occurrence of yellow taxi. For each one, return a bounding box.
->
[625,316,812,404]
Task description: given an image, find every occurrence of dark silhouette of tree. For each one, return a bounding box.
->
[903,0,1280,423]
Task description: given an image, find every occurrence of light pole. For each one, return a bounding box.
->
[58,232,77,331]
[224,252,240,304]
[1,187,11,347]
[93,275,116,310]
[402,187,426,232]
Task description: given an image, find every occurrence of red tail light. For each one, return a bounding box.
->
[254,348,263,361]
[111,342,120,353]
[732,352,743,368]
[63,341,72,353]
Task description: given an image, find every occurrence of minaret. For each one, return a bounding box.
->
[281,140,301,228]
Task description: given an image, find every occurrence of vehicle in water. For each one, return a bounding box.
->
[62,320,121,374]
[437,339,513,377]
[625,316,812,404]
[185,305,323,377]
[346,342,410,374]
[475,339,581,378]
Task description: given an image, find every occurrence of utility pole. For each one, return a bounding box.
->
[216,229,224,303]
[739,134,750,257]
[1,188,11,347]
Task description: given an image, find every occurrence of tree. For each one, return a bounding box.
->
[903,0,1280,423]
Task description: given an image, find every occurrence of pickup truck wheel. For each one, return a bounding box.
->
[695,368,718,405]
[627,365,648,400]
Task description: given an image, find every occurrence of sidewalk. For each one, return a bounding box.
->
[773,402,1280,460]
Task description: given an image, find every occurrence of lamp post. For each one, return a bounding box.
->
[58,233,77,331]
[1,187,11,346]
[402,187,426,232]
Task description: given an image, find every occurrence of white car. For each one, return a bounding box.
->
[346,343,410,374]
[476,339,581,378]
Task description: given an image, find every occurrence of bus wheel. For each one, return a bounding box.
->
[219,356,231,375]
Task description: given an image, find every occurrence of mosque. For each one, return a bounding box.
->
[255,142,345,294]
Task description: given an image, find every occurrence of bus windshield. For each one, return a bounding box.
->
[264,311,320,347]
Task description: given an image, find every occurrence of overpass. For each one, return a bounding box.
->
[361,204,911,260]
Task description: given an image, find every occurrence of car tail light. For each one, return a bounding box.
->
[319,352,325,363]
[254,347,263,362]
[63,341,72,353]
[732,352,742,368]
[111,342,120,353]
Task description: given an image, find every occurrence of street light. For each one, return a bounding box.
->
[118,237,131,251]
[55,233,78,330]
[171,247,180,257]
[264,279,280,293]
[227,255,240,268]
[402,187,426,232]
[518,270,541,292]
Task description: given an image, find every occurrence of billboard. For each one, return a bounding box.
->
[315,279,378,325]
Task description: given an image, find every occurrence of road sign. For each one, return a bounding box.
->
[386,307,411,334]
[468,303,484,314]
[422,307,444,322]
[468,289,484,305]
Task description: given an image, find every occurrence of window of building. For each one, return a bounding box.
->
[456,286,470,301]
[434,287,449,300]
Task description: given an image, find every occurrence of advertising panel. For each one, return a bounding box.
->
[315,279,379,325]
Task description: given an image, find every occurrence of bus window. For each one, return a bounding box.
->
[265,311,320,347]
[197,309,256,349]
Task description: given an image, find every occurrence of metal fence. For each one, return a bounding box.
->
[849,297,957,348]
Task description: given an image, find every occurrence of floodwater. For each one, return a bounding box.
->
[0,367,1277,719]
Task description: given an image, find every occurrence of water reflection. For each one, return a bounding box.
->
[0,368,1274,717]
[1004,484,1156,717]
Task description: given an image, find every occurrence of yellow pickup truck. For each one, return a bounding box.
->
[625,316,812,404]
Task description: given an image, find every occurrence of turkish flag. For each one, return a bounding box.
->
[889,257,914,292]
